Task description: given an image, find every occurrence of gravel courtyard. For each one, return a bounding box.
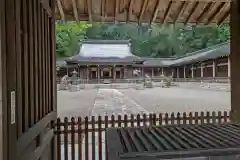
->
[57,83,230,118]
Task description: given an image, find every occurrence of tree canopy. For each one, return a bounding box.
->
[56,21,230,59]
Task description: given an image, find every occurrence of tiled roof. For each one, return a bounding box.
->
[66,40,139,63]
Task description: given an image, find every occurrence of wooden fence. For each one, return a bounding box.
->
[55,111,231,160]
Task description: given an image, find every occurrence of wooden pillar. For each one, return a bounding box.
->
[183,66,186,79]
[231,0,240,122]
[152,68,154,77]
[171,68,174,77]
[86,65,89,80]
[176,68,179,78]
[142,67,144,77]
[200,63,204,78]
[113,65,116,80]
[228,56,231,78]
[97,65,100,81]
[213,60,216,78]
[161,68,164,75]
[191,64,194,78]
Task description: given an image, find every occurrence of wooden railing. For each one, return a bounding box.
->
[55,111,230,160]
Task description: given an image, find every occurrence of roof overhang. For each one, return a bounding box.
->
[55,0,230,24]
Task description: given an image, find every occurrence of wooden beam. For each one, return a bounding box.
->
[184,2,199,24]
[139,0,148,23]
[217,2,230,25]
[101,0,105,17]
[162,1,173,24]
[206,2,225,24]
[115,0,119,22]
[71,0,79,21]
[196,2,213,24]
[150,0,161,24]
[56,0,65,21]
[87,0,93,22]
[127,0,134,22]
[173,1,187,23]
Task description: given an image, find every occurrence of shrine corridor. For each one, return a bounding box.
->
[57,83,230,119]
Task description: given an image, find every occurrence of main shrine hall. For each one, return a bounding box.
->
[57,40,230,82]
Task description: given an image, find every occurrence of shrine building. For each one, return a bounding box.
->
[57,40,230,82]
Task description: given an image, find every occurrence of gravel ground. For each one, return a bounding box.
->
[57,83,230,118]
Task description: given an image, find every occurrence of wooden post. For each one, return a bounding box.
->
[212,60,216,78]
[183,66,186,79]
[161,68,164,75]
[176,68,179,78]
[200,63,204,78]
[228,56,231,79]
[191,64,194,78]
[152,68,154,77]
[231,0,240,122]
[113,65,116,80]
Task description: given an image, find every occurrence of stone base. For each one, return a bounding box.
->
[59,83,67,90]
[69,85,78,92]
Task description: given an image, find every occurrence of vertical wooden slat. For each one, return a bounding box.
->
[50,0,57,113]
[22,0,29,132]
[212,111,216,124]
[111,115,115,127]
[137,114,140,127]
[177,113,181,125]
[130,115,134,127]
[28,0,35,126]
[218,111,222,123]
[98,116,102,160]
[71,117,75,160]
[224,111,228,122]
[143,114,147,126]
[200,112,205,124]
[159,113,162,125]
[42,6,46,116]
[152,113,156,125]
[78,117,82,160]
[64,117,68,160]
[38,1,43,119]
[91,116,95,160]
[194,112,199,124]
[33,0,39,123]
[16,0,23,137]
[104,115,108,160]
[6,0,17,158]
[124,115,128,127]
[189,112,193,124]
[85,117,89,160]
[170,113,175,124]
[206,111,210,123]
[46,12,50,114]
[57,118,61,160]
[117,115,121,127]
[164,113,169,125]
[183,112,187,125]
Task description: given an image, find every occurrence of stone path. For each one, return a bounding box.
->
[91,89,149,116]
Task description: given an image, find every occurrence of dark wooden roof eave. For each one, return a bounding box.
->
[55,0,231,24]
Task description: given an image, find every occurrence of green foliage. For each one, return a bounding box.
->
[56,21,230,58]
[56,21,92,59]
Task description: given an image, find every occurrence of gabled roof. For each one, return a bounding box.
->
[66,40,140,63]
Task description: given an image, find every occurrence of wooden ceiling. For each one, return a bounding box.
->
[55,0,230,24]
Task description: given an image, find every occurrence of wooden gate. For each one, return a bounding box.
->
[1,0,57,160]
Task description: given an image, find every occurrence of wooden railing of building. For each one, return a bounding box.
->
[1,0,57,159]
[55,111,230,160]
